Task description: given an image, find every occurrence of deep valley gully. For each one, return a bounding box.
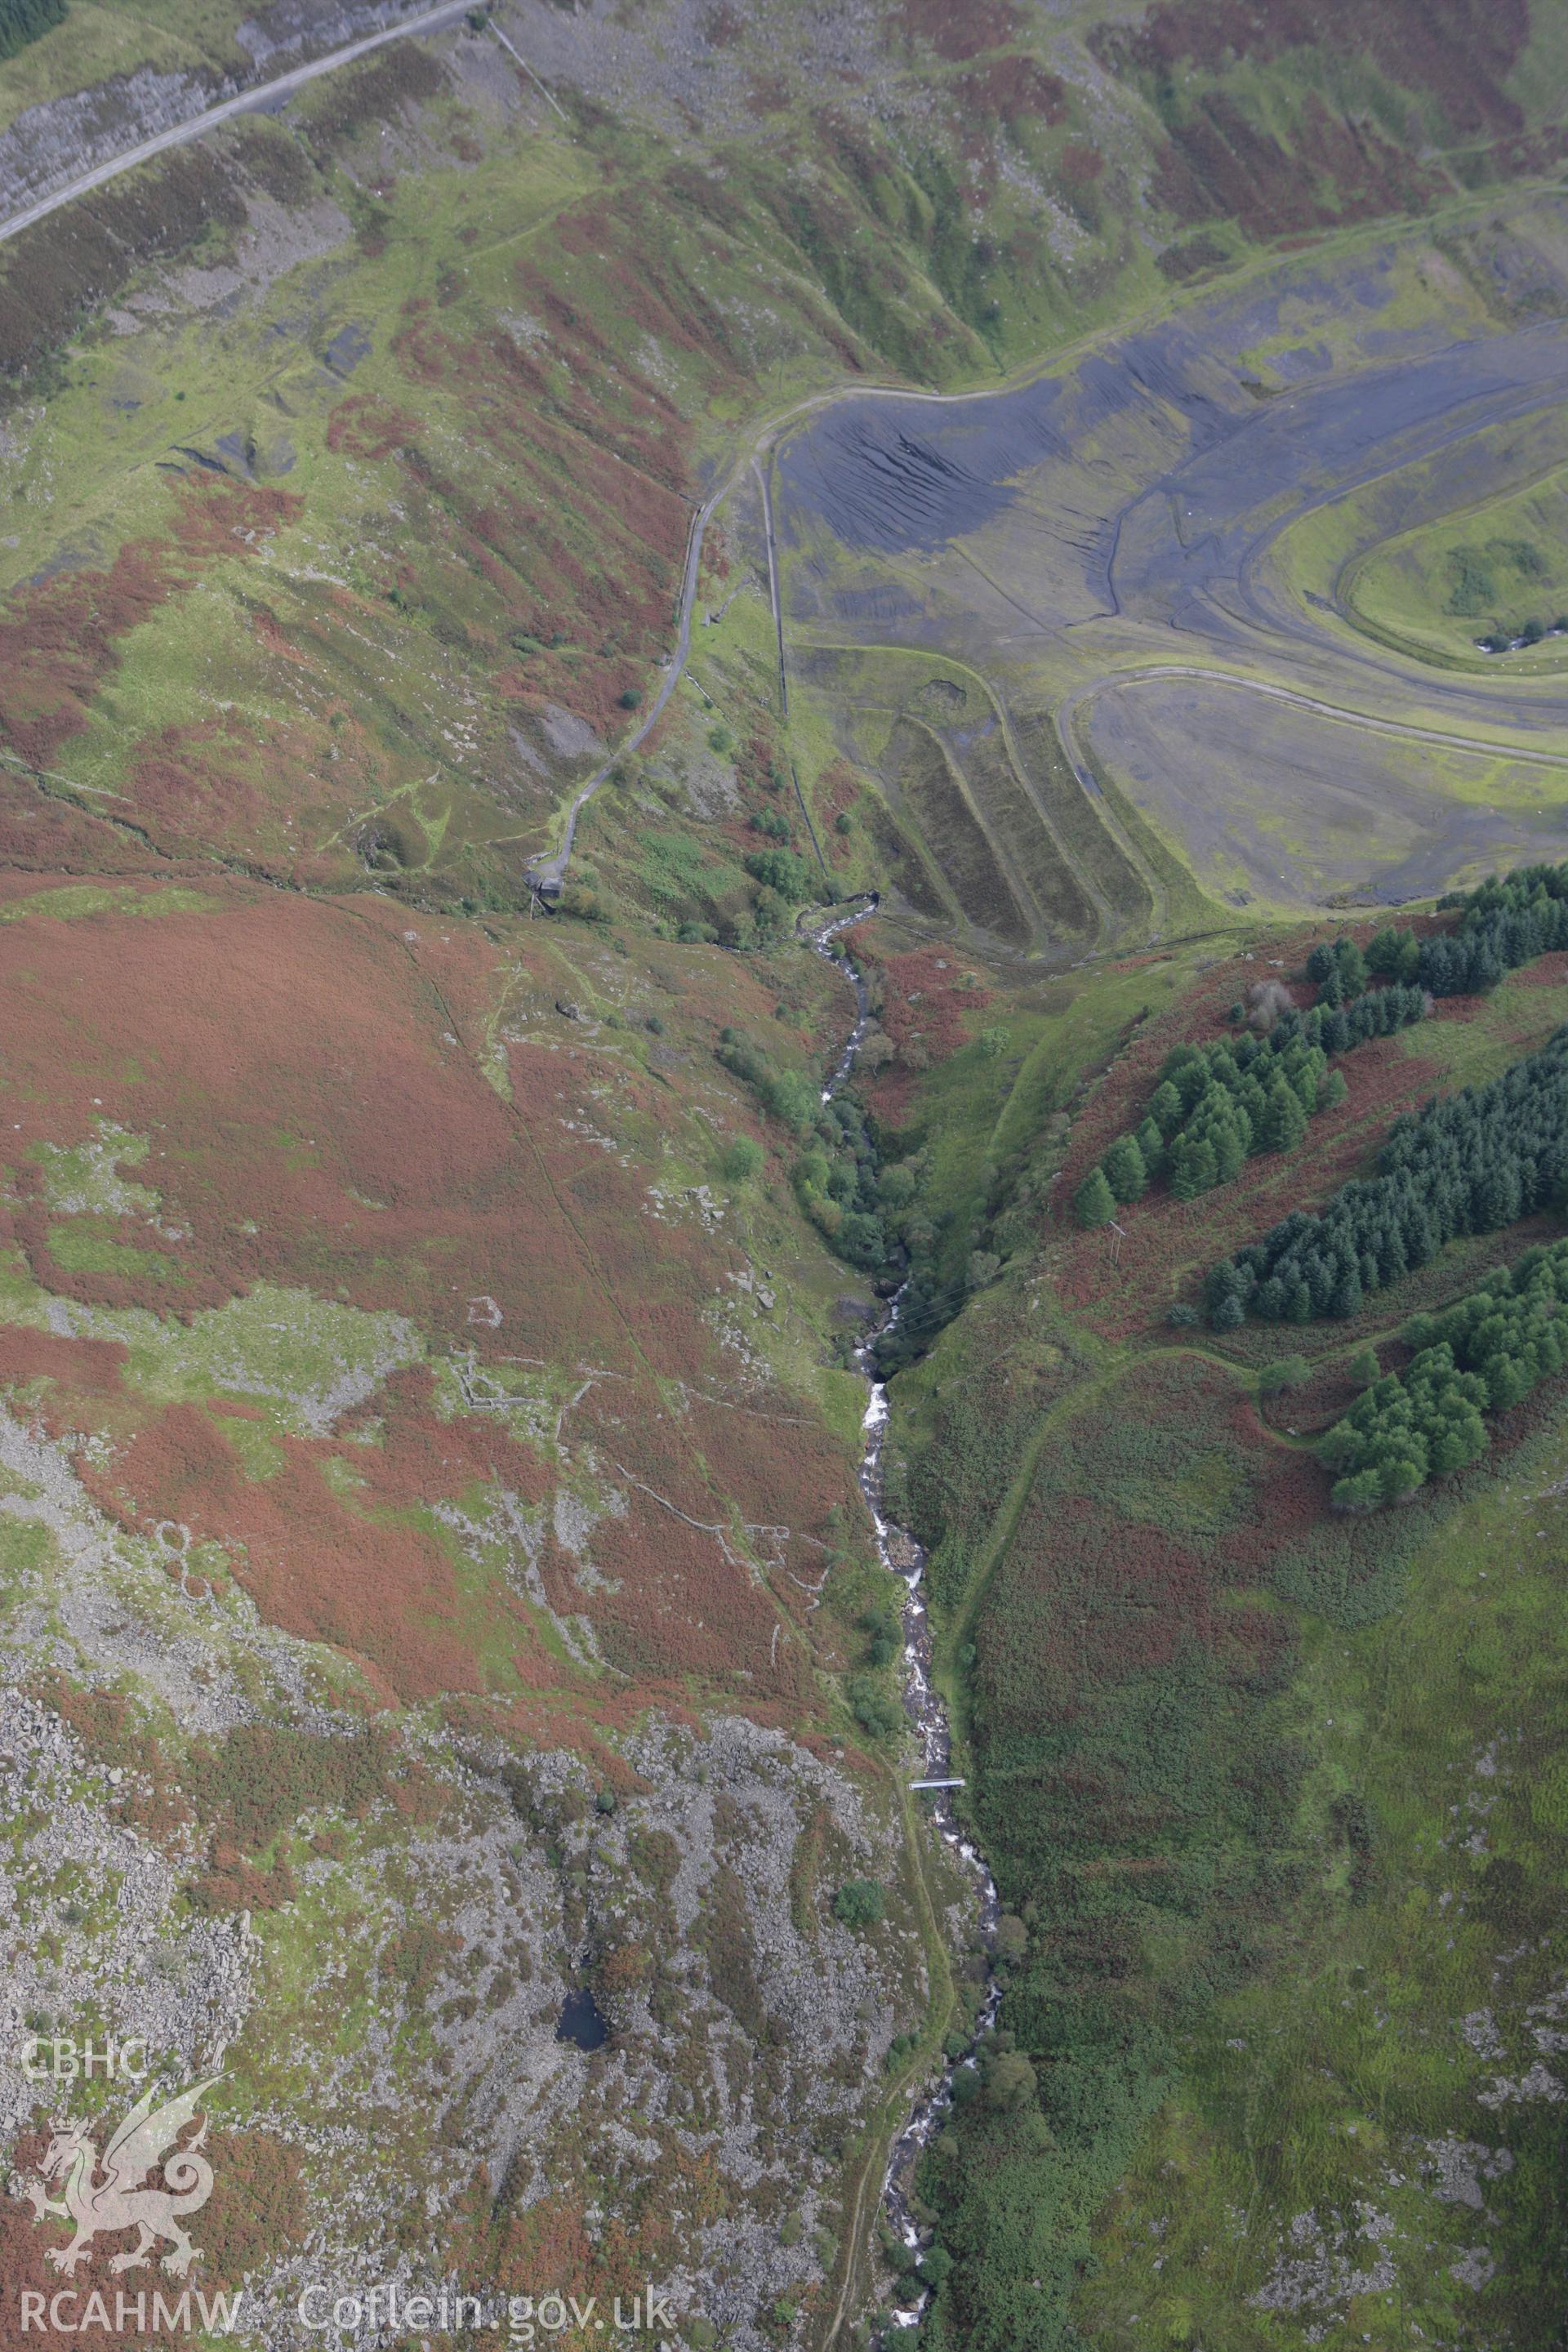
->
[808,902,1002,2336]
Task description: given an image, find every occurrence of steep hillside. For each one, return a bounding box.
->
[875,912,1568,2351]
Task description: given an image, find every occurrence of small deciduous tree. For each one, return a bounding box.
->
[719,1137,763,1185]
[983,2051,1039,2110]
[833,1879,885,1929]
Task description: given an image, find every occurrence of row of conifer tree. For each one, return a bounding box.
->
[1205,1027,1568,1327]
[0,0,65,58]
[1076,961,1427,1226]
[1318,1238,1568,1507]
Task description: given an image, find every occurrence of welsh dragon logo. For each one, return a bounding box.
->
[21,2074,220,2278]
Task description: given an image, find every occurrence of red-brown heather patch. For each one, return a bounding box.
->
[0,773,169,876]
[1058,139,1105,185]
[1096,0,1552,246]
[453,2183,595,2303]
[869,937,991,1060]
[0,1325,129,1400]
[555,1382,813,1699]
[325,393,421,460]
[189,2131,306,2280]
[560,1499,795,1694]
[899,0,1020,60]
[4,1159,220,1321]
[1098,0,1528,139]
[684,1390,859,1530]
[340,1367,553,1510]
[956,56,1068,129]
[0,882,612,1343]
[247,605,310,665]
[122,723,282,872]
[443,1689,694,1763]
[0,479,301,770]
[1508,947,1568,991]
[0,2117,300,2348]
[41,1676,194,1847]
[0,884,852,1718]
[82,1401,490,1704]
[1149,90,1446,241]
[843,921,991,1121]
[0,2145,191,2350]
[364,226,706,733]
[186,1837,298,1912]
[568,1380,732,1526]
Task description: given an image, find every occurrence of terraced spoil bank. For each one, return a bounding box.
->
[807,901,1001,2319]
[776,265,1568,931]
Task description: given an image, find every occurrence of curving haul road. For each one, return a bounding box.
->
[16,11,1568,919]
[0,0,479,249]
[536,282,1568,915]
[768,291,1568,927]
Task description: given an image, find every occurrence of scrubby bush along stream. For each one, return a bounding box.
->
[715,1027,821,1136]
[1205,1027,1568,1327]
[1319,1237,1568,1506]
[715,1027,929,1278]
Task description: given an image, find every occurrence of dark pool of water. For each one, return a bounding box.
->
[555,1987,608,2050]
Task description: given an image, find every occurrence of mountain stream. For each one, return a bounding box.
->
[804,899,1004,2330]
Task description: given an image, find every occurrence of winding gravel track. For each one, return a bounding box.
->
[0,0,474,249]
[524,483,719,893]
[22,20,1568,920]
[526,378,1046,892]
